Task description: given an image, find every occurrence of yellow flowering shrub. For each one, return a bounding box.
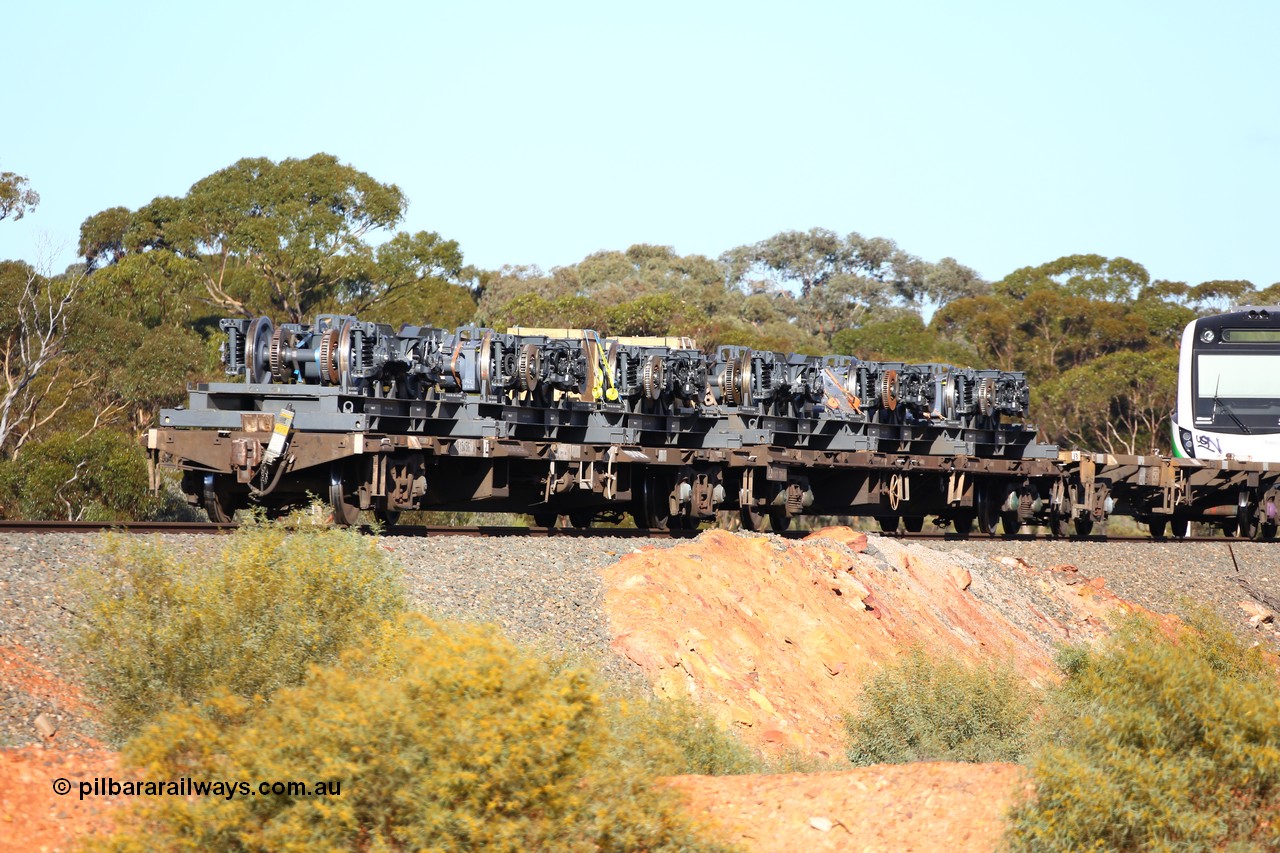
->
[89,615,735,853]
[75,515,405,736]
[1006,615,1280,851]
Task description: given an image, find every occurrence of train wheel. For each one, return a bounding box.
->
[975,484,1000,537]
[633,472,672,531]
[1222,520,1239,538]
[201,474,237,524]
[374,508,401,528]
[1074,518,1094,537]
[740,506,767,531]
[1170,517,1189,538]
[1258,520,1278,541]
[903,516,925,533]
[328,463,360,527]
[1148,517,1167,538]
[878,516,900,534]
[1000,511,1021,536]
[532,513,558,528]
[568,511,594,530]
[1235,505,1255,539]
[1049,511,1070,539]
[768,508,791,532]
[951,512,974,536]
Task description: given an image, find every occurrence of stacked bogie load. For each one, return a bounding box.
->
[153,312,1064,532]
[218,316,1030,429]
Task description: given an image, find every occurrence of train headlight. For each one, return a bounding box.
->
[1178,428,1196,457]
[1200,329,1215,343]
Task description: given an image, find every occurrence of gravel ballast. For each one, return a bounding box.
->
[2,529,1278,748]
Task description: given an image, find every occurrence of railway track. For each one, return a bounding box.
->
[0,519,1261,544]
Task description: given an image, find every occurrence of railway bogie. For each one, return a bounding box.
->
[151,313,1280,538]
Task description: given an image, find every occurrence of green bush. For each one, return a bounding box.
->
[0,427,154,520]
[1006,615,1280,852]
[608,694,762,777]
[75,515,405,737]
[843,647,1033,765]
[91,615,734,853]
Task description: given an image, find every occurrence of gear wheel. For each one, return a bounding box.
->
[738,351,753,406]
[517,344,541,392]
[318,328,339,385]
[641,355,665,400]
[976,376,996,417]
[879,369,899,412]
[269,328,287,383]
[722,361,739,405]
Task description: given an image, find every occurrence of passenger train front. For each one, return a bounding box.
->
[1174,307,1280,462]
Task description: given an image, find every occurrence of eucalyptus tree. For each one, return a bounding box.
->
[79,154,469,324]
[0,170,39,223]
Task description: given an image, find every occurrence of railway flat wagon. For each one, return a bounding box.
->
[146,312,1280,538]
[147,314,1071,534]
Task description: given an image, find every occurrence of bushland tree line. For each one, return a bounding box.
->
[0,155,1273,519]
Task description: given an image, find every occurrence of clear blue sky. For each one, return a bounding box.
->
[4,0,1278,287]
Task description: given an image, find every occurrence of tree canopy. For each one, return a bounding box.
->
[0,170,39,223]
[81,154,472,325]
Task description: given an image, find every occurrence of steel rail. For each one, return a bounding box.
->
[0,519,1265,543]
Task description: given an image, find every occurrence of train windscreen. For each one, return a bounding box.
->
[1196,354,1278,400]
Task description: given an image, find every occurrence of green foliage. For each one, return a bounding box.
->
[608,694,762,777]
[721,227,986,313]
[832,312,977,364]
[1007,615,1280,852]
[79,154,473,325]
[78,206,132,269]
[843,648,1033,765]
[0,428,153,520]
[607,292,688,336]
[1037,349,1178,454]
[92,615,734,853]
[0,169,39,223]
[499,292,608,331]
[74,517,406,737]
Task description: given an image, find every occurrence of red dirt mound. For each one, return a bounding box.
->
[667,762,1031,853]
[604,528,1152,758]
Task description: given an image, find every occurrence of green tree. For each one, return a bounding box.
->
[78,206,132,269]
[353,230,475,328]
[832,312,977,364]
[478,245,735,342]
[934,255,1155,377]
[1133,280,1197,342]
[995,253,1150,302]
[722,228,985,308]
[83,154,472,323]
[0,261,86,458]
[0,427,152,520]
[1038,350,1178,454]
[1189,278,1256,313]
[0,169,38,223]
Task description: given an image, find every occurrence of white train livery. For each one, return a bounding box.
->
[1174,306,1280,463]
